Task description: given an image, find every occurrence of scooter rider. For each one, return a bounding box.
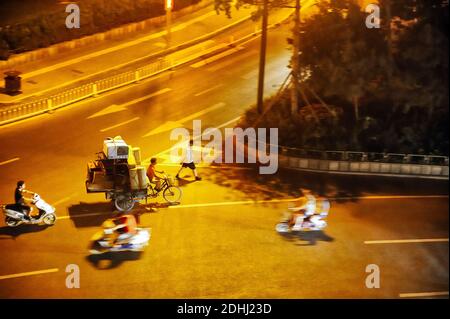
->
[104,213,138,247]
[289,189,316,230]
[14,181,36,220]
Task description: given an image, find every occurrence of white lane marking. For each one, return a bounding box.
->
[216,116,241,129]
[206,50,257,72]
[89,88,172,119]
[51,195,75,207]
[0,157,20,166]
[58,212,114,220]
[168,198,296,209]
[190,46,244,68]
[144,115,241,163]
[174,42,227,66]
[57,197,298,220]
[21,11,217,79]
[335,195,448,201]
[87,104,128,119]
[365,238,449,245]
[100,117,140,132]
[241,68,259,80]
[0,268,59,281]
[55,193,448,221]
[399,291,449,298]
[158,163,251,169]
[171,11,218,32]
[120,88,172,108]
[0,72,172,130]
[142,102,226,137]
[194,84,224,97]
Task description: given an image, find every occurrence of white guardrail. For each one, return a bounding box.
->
[278,147,449,179]
[0,7,294,126]
[0,54,175,125]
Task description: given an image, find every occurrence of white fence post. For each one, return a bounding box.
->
[47,99,54,113]
[92,83,98,97]
[135,70,140,83]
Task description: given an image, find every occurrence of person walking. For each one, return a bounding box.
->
[176,139,201,181]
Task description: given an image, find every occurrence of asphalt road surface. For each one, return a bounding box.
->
[0,21,448,298]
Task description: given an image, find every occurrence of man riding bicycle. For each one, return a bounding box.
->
[146,158,164,192]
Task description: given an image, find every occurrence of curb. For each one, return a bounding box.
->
[0,6,254,106]
[0,9,295,126]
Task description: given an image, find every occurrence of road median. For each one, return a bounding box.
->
[0,7,295,126]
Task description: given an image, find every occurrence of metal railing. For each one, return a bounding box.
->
[279,146,449,179]
[0,5,296,126]
[0,8,265,126]
[0,58,173,125]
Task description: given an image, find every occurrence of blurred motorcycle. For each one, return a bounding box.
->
[276,198,330,233]
[89,225,151,255]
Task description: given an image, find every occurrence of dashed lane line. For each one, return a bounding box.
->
[0,268,59,281]
[335,195,448,201]
[0,158,20,166]
[100,117,140,132]
[56,194,448,221]
[194,84,224,97]
[399,291,449,298]
[365,238,449,245]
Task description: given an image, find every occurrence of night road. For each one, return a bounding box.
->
[0,0,448,300]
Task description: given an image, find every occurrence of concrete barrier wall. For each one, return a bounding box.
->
[0,1,212,71]
[279,155,449,179]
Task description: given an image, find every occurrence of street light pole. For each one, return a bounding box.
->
[166,0,173,48]
[290,0,301,114]
[256,0,269,114]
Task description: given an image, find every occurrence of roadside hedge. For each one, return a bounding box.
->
[0,0,201,60]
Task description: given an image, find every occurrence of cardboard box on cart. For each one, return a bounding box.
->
[103,136,129,160]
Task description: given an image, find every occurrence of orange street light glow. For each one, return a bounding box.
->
[166,0,173,10]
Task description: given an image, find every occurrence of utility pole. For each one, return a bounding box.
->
[290,0,301,114]
[256,0,269,114]
[385,0,393,82]
[166,0,173,49]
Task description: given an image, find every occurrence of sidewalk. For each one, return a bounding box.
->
[0,3,257,105]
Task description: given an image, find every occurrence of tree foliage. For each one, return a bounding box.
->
[242,0,449,154]
[0,0,200,60]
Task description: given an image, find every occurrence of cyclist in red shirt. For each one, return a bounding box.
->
[146,157,164,191]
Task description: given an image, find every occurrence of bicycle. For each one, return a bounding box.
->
[147,174,182,204]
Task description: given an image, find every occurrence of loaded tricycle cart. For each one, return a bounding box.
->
[85,136,182,211]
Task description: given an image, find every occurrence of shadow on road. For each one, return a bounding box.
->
[0,224,50,239]
[278,230,334,246]
[202,164,448,203]
[141,201,173,211]
[202,164,364,202]
[67,201,174,227]
[176,177,196,187]
[67,202,116,228]
[86,251,143,269]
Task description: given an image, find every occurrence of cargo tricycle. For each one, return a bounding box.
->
[85,136,182,211]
